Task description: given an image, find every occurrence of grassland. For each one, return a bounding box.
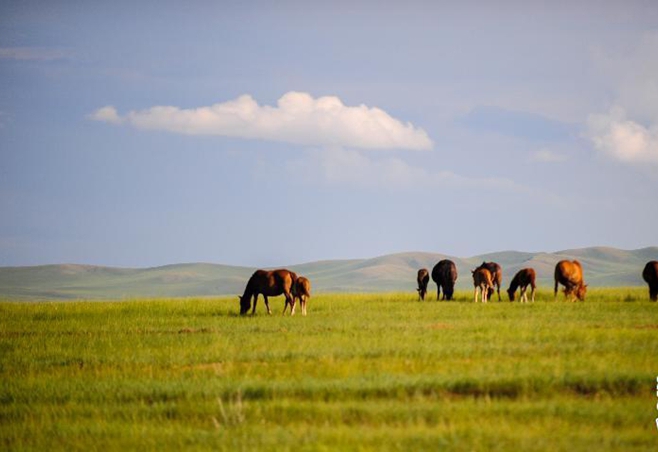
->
[1,288,657,451]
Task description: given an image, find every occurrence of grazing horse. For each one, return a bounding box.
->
[416,268,430,301]
[472,267,493,303]
[507,268,536,303]
[289,276,312,316]
[432,260,458,301]
[554,260,587,301]
[476,261,502,301]
[239,269,297,315]
[642,261,658,301]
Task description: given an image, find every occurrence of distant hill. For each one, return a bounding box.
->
[0,247,655,300]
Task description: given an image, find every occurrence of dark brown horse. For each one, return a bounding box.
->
[290,276,312,316]
[554,260,587,301]
[472,267,493,303]
[476,261,502,301]
[431,260,458,301]
[642,261,658,301]
[507,268,536,303]
[239,269,297,315]
[416,268,430,301]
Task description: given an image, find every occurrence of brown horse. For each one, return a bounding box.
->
[642,261,658,301]
[554,260,587,301]
[289,276,312,316]
[239,269,297,315]
[416,268,430,301]
[507,268,536,303]
[472,267,493,303]
[476,261,502,301]
[431,260,458,301]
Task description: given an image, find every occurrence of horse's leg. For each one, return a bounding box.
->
[553,279,559,302]
[251,294,258,315]
[302,296,307,316]
[530,285,535,303]
[483,285,488,303]
[497,283,501,301]
[263,295,272,315]
[474,287,478,303]
[290,295,296,316]
[520,286,526,303]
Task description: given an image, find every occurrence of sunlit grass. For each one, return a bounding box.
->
[1,290,656,450]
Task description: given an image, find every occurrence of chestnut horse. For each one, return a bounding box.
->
[554,260,587,301]
[432,260,458,301]
[416,268,430,301]
[239,269,297,315]
[476,261,502,301]
[289,276,312,316]
[472,267,493,303]
[507,268,536,303]
[642,261,658,301]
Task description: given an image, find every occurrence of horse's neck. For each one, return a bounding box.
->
[242,283,255,300]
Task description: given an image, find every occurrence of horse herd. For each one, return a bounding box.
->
[237,260,658,315]
[417,259,658,304]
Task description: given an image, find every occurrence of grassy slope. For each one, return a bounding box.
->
[0,247,656,299]
[1,289,657,451]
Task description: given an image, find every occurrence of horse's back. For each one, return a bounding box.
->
[555,260,583,286]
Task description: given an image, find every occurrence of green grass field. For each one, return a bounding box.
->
[1,288,657,451]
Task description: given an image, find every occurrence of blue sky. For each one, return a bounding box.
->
[1,1,657,267]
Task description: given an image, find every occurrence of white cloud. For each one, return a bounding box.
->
[89,92,433,151]
[586,33,658,166]
[86,106,123,125]
[586,106,658,164]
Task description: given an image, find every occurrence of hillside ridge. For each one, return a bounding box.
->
[1,246,656,299]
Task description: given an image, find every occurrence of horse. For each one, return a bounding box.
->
[431,259,458,301]
[472,267,493,303]
[476,261,502,301]
[642,261,658,301]
[289,276,312,316]
[416,268,430,301]
[238,269,297,315]
[554,260,587,301]
[507,268,536,303]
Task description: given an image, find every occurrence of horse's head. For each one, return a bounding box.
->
[238,295,251,315]
[507,288,516,301]
[575,284,587,301]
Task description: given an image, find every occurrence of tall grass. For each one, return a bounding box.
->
[1,289,656,451]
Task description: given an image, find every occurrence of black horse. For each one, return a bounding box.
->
[431,260,458,301]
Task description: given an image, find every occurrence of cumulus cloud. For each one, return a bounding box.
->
[586,106,658,164]
[89,92,432,151]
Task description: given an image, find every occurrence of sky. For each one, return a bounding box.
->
[1,1,657,268]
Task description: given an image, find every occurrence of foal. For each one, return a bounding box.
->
[507,268,536,303]
[472,268,493,303]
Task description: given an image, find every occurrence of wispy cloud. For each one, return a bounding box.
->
[88,92,433,151]
[586,106,658,165]
[87,106,122,125]
[288,147,530,193]
[533,148,568,163]
[0,47,71,61]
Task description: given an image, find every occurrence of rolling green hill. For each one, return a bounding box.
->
[0,247,655,300]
